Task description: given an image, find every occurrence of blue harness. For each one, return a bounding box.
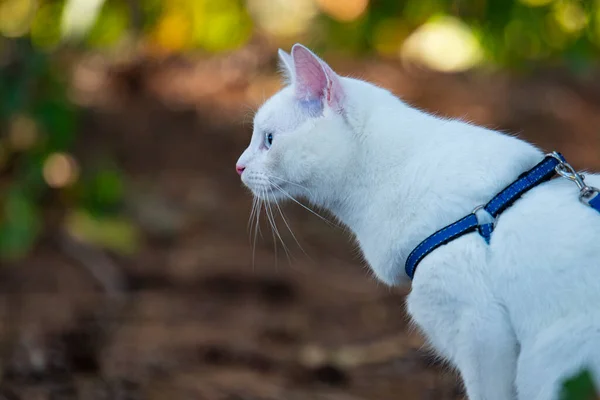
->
[405,152,600,280]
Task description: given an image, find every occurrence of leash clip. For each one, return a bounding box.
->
[547,151,600,206]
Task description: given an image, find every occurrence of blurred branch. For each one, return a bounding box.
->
[57,231,126,300]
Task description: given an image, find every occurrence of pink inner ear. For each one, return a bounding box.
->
[292,46,328,102]
[291,45,344,112]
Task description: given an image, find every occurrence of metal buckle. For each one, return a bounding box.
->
[546,151,600,207]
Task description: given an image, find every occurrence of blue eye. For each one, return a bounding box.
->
[265,132,274,148]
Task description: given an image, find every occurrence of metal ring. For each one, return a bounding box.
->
[472,205,484,213]
[546,151,565,163]
[472,205,496,227]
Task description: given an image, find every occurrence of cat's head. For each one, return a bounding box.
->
[236,44,356,203]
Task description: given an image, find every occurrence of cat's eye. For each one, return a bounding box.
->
[264,132,274,148]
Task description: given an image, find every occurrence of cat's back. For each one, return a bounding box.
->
[489,172,600,341]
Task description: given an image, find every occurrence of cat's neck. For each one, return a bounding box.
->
[311,80,543,284]
[315,82,444,229]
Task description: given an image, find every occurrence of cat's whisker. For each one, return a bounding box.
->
[263,191,280,267]
[251,196,263,270]
[265,190,292,265]
[248,195,258,234]
[256,197,264,240]
[271,190,312,261]
[271,183,338,228]
[267,175,314,197]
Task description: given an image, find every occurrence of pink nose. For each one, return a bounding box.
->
[236,164,246,176]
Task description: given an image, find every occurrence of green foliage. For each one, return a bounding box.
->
[1,0,599,69]
[323,0,599,71]
[81,166,125,216]
[0,186,40,259]
[560,369,599,400]
[86,0,130,48]
[0,39,70,258]
[0,38,133,260]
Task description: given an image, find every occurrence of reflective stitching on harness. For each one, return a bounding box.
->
[478,223,493,244]
[485,158,557,216]
[404,153,572,280]
[406,214,477,278]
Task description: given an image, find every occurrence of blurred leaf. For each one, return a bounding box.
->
[33,98,77,150]
[64,209,139,255]
[81,167,125,215]
[371,17,410,56]
[86,0,130,48]
[0,187,41,260]
[402,0,445,25]
[30,2,65,50]
[0,40,43,117]
[193,0,253,52]
[140,0,165,32]
[322,14,370,54]
[559,369,599,400]
[564,35,596,74]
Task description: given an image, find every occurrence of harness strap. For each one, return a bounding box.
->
[589,194,600,212]
[405,152,599,280]
[405,214,479,279]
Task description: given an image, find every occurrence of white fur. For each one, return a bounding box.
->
[236,44,600,399]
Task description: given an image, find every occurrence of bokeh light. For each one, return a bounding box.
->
[553,1,588,34]
[316,0,369,22]
[150,7,193,52]
[1,0,598,69]
[61,0,106,39]
[42,152,80,188]
[247,0,318,37]
[192,0,253,52]
[0,0,37,38]
[400,16,483,72]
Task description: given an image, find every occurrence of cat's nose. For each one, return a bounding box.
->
[236,164,246,176]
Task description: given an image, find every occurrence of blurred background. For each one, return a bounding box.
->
[0,0,599,399]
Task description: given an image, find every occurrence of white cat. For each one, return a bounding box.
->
[236,43,600,400]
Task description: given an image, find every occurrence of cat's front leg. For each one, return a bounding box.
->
[408,290,518,400]
[451,306,519,400]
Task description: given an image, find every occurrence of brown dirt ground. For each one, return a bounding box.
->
[1,44,599,399]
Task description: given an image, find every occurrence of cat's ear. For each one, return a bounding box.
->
[277,49,294,84]
[291,44,344,113]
